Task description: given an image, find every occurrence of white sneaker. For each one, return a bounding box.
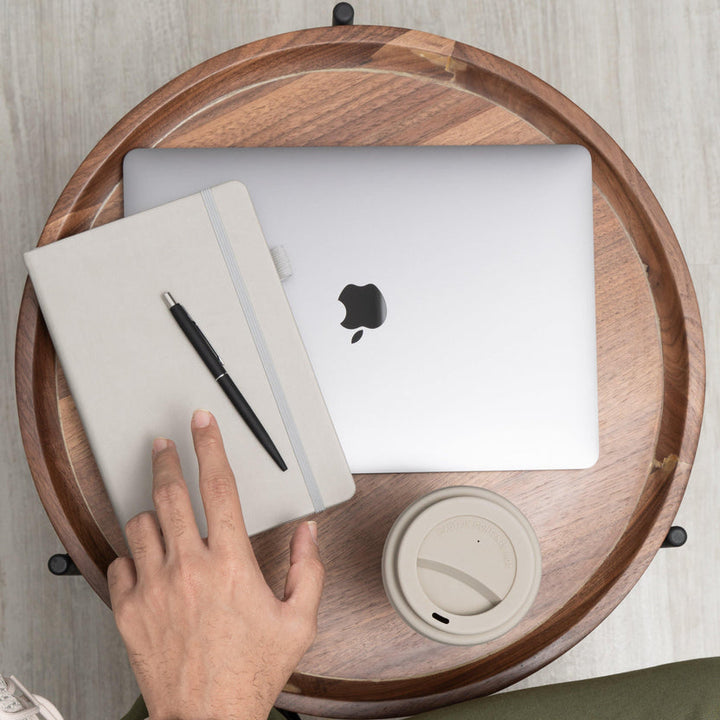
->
[0,675,63,720]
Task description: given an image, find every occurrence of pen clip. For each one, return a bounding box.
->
[192,321,224,367]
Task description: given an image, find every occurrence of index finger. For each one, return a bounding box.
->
[191,409,254,556]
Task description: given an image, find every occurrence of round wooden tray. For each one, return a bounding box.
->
[15,25,705,719]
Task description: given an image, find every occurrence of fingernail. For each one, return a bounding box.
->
[193,409,212,428]
[152,437,170,456]
[307,520,318,545]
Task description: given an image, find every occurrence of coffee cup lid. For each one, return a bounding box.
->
[382,486,541,645]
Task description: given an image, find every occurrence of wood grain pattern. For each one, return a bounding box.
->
[13,25,705,718]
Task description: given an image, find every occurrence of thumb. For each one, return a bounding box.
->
[283,521,325,622]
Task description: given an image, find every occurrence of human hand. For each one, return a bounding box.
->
[107,409,324,720]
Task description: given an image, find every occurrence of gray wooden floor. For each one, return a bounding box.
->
[1,1,718,717]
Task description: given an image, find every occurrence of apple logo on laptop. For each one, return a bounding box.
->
[338,283,387,343]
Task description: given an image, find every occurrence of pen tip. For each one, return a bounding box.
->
[162,292,176,309]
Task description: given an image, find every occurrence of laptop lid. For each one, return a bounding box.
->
[123,145,598,472]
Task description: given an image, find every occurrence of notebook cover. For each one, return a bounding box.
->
[24,181,355,537]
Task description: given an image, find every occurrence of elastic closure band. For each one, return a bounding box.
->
[201,189,325,513]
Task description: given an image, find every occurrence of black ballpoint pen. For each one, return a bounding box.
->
[162,292,288,472]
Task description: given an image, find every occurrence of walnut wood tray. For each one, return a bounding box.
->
[14,25,705,718]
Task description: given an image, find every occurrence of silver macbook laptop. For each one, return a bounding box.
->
[123,145,598,472]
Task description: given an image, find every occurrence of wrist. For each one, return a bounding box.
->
[147,697,273,720]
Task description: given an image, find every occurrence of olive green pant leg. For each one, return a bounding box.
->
[412,658,720,720]
[120,659,720,720]
[119,694,148,720]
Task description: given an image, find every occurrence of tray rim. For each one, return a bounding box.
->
[14,24,706,718]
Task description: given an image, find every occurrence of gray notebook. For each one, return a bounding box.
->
[24,181,355,538]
